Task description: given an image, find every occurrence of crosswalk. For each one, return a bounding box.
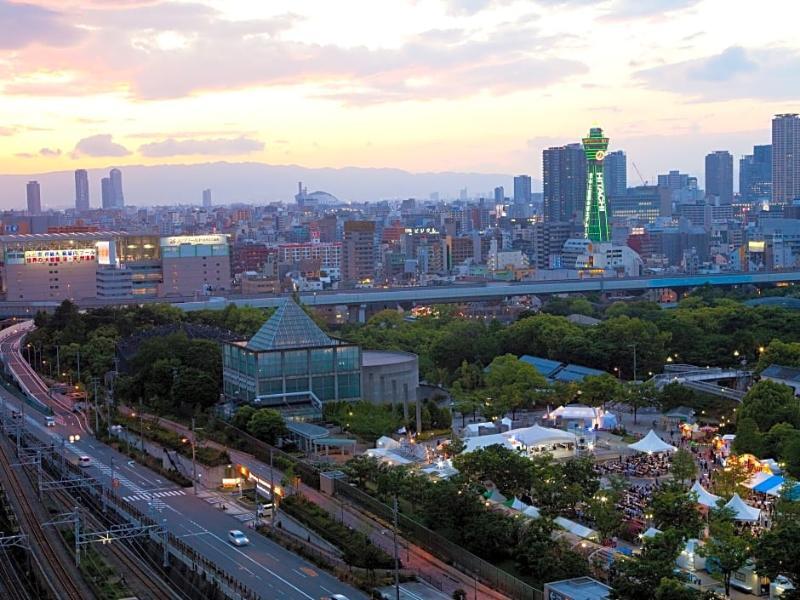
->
[123,489,186,503]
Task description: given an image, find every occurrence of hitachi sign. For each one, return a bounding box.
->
[159,234,228,247]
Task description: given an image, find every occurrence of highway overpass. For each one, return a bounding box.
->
[1,270,799,317]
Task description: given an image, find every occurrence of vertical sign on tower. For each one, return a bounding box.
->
[582,127,611,242]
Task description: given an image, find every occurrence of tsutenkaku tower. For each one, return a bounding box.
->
[582,127,611,242]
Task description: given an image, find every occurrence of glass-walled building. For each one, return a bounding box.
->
[222,300,361,412]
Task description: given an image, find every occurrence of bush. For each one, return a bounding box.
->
[280,495,394,570]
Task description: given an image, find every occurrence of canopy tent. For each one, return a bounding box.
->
[753,475,784,494]
[642,527,662,539]
[724,493,761,522]
[628,430,677,454]
[464,421,496,436]
[500,417,513,431]
[744,471,773,489]
[522,505,541,519]
[463,433,514,453]
[483,489,507,504]
[547,404,603,428]
[554,517,599,541]
[601,412,618,429]
[690,481,722,508]
[504,497,529,512]
[375,435,400,450]
[509,424,577,447]
[364,447,414,466]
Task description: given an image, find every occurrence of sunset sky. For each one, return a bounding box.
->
[1,0,799,184]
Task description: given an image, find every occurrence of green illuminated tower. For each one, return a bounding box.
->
[582,127,611,242]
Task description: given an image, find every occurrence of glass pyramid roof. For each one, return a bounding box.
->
[247,300,335,351]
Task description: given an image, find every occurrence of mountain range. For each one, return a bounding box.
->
[0,162,529,210]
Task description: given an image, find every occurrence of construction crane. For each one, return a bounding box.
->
[632,161,648,186]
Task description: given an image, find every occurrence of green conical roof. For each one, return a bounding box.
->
[247,300,334,351]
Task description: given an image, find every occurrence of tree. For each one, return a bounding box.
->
[484,354,547,419]
[712,456,750,498]
[232,406,256,430]
[699,511,752,598]
[515,518,589,585]
[650,482,704,540]
[756,339,800,373]
[586,490,623,542]
[657,382,697,412]
[611,528,684,600]
[732,417,763,457]
[622,380,658,425]
[579,374,622,408]
[755,518,800,600]
[738,380,800,432]
[247,409,287,445]
[171,366,219,411]
[452,445,534,498]
[670,448,696,486]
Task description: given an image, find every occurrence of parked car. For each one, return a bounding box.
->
[78,456,91,467]
[227,530,249,547]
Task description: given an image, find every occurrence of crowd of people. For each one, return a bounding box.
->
[594,453,672,479]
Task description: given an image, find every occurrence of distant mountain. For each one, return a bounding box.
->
[0,162,529,209]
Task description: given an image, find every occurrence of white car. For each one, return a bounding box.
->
[78,456,91,467]
[227,530,249,547]
[45,416,56,427]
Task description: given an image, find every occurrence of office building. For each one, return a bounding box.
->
[532,221,572,269]
[342,220,376,284]
[202,188,212,208]
[658,170,702,208]
[277,242,341,270]
[582,127,611,242]
[101,177,113,209]
[604,150,627,199]
[494,186,504,204]
[705,150,733,205]
[26,181,41,215]
[513,175,532,205]
[740,145,772,204]
[110,168,124,208]
[543,143,586,224]
[772,114,800,205]
[74,170,90,212]
[610,185,661,224]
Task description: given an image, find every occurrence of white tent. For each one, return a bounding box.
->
[464,421,496,436]
[500,417,514,431]
[365,447,414,466]
[463,433,514,453]
[522,505,541,519]
[509,425,577,447]
[628,430,677,454]
[375,436,400,450]
[554,517,599,541]
[724,493,761,522]
[744,471,772,489]
[690,481,723,508]
[642,527,662,539]
[548,405,600,421]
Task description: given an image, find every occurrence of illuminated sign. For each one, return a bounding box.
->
[748,241,765,252]
[404,227,438,235]
[160,234,227,247]
[24,248,96,264]
[96,241,111,265]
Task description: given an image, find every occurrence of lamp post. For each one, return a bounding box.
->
[182,418,202,495]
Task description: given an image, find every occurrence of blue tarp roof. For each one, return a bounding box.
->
[753,475,784,494]
[519,355,562,377]
[518,355,607,383]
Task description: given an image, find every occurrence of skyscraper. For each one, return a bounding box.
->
[513,175,532,205]
[202,188,212,208]
[543,143,586,223]
[74,169,89,212]
[772,114,800,206]
[581,127,610,242]
[342,220,376,284]
[110,168,124,208]
[604,150,626,199]
[493,186,504,204]
[705,150,733,205]
[26,181,41,215]
[740,145,772,204]
[101,177,113,209]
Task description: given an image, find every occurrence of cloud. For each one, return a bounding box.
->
[14,147,62,158]
[0,126,15,136]
[138,136,265,157]
[636,46,800,101]
[72,134,131,157]
[0,1,82,49]
[601,0,703,19]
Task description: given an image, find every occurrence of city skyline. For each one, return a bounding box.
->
[0,0,798,185]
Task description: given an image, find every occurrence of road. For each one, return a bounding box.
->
[0,322,365,600]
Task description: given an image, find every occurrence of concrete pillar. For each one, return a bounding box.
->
[358,304,367,323]
[415,398,422,435]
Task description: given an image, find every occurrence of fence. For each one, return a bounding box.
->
[333,479,543,600]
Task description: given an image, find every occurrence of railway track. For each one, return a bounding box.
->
[0,440,84,600]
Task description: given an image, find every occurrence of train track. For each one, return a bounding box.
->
[0,440,84,600]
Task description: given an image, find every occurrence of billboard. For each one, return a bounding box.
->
[160,234,227,247]
[95,240,116,265]
[23,248,96,264]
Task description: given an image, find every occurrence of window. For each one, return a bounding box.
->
[310,348,334,374]
[312,376,335,401]
[337,373,361,400]
[283,350,308,376]
[258,352,281,377]
[336,346,359,371]
[285,377,309,394]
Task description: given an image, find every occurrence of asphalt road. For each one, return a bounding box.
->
[0,322,365,600]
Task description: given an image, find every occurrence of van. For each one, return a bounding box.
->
[45,416,56,427]
[78,456,91,467]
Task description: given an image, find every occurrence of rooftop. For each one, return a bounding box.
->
[546,577,611,600]
[362,350,417,367]
[761,363,800,383]
[247,299,335,351]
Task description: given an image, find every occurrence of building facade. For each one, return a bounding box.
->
[26,181,41,215]
[543,143,586,225]
[603,150,626,199]
[582,127,611,242]
[772,114,800,206]
[705,150,734,205]
[740,145,772,204]
[342,220,376,284]
[75,170,90,212]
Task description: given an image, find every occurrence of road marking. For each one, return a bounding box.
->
[294,569,307,578]
[300,567,317,577]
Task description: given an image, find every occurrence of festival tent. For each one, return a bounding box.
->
[509,424,577,447]
[463,433,514,453]
[554,517,599,541]
[745,471,773,489]
[690,481,723,508]
[628,430,677,454]
[375,436,400,450]
[522,505,541,519]
[464,421,497,436]
[642,527,662,539]
[724,493,761,522]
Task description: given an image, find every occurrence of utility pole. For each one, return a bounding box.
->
[393,495,400,600]
[138,399,144,451]
[56,345,60,380]
[76,348,80,386]
[631,342,638,381]
[92,377,99,434]
[269,448,275,529]
[191,417,198,496]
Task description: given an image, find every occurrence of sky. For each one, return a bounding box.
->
[1,0,799,187]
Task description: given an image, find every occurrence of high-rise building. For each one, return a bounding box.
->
[74,169,90,212]
[101,177,113,209]
[581,127,611,242]
[772,114,800,206]
[342,220,376,284]
[513,175,532,205]
[26,181,41,215]
[740,145,772,204]
[202,188,212,208]
[543,143,586,224]
[494,186,504,204]
[604,150,626,199]
[110,168,124,208]
[705,150,734,205]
